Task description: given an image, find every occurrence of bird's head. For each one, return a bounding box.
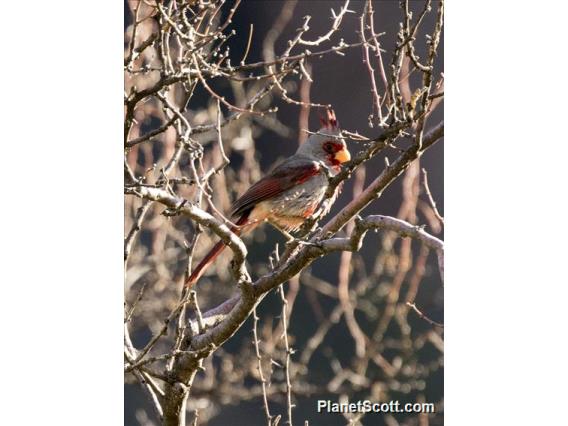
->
[296,109,351,170]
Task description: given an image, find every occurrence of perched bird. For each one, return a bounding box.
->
[186,109,351,287]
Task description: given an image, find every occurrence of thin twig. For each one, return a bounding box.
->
[240,24,254,65]
[278,285,294,426]
[253,307,273,426]
[421,168,444,224]
[406,302,444,328]
[360,3,383,124]
[124,200,152,263]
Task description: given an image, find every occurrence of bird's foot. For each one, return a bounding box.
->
[280,229,295,243]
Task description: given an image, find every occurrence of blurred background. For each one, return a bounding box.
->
[125,1,443,425]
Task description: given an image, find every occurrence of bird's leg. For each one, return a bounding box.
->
[269,221,323,250]
[268,221,296,243]
[281,229,296,243]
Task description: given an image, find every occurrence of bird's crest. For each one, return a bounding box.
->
[319,108,339,130]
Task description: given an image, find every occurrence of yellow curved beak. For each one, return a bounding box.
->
[334,147,351,164]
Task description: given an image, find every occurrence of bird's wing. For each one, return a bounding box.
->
[230,157,322,217]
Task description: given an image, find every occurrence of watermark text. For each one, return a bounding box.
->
[317,400,435,414]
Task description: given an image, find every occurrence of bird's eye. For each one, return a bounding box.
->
[323,142,334,153]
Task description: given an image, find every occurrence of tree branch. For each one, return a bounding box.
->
[189,121,444,352]
[125,186,250,287]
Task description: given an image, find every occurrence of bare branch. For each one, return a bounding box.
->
[422,167,444,224]
[406,302,444,328]
[278,285,294,426]
[252,307,273,426]
[125,185,250,286]
[297,1,353,46]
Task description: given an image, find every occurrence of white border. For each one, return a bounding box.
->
[447,1,568,424]
[1,1,567,424]
[0,1,123,424]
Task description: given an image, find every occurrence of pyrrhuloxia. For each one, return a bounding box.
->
[186,109,351,287]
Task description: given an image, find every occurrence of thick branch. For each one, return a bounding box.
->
[321,121,443,237]
[320,214,443,281]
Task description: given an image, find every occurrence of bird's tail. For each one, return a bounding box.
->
[185,213,250,288]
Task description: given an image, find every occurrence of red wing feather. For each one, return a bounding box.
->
[231,159,321,217]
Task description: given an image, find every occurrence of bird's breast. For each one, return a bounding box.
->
[251,173,330,231]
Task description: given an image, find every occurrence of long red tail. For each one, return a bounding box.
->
[185,213,250,288]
